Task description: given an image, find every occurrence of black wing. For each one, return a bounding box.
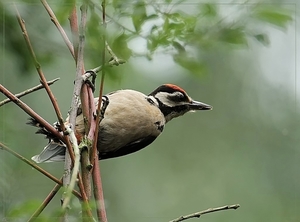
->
[99,135,157,160]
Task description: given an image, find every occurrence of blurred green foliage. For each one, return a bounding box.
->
[0,1,293,76]
[0,0,298,222]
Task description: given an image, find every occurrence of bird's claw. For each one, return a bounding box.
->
[84,70,97,92]
[100,96,109,120]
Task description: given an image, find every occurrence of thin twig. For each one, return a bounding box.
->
[105,41,124,65]
[169,204,240,222]
[14,4,92,220]
[87,57,126,76]
[0,78,59,107]
[40,0,75,59]
[14,4,65,131]
[28,183,61,222]
[0,142,81,199]
[0,84,63,141]
[14,4,75,163]
[69,6,79,62]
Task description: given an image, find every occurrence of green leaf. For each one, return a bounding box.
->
[131,1,147,32]
[253,33,270,46]
[219,27,248,46]
[252,6,293,28]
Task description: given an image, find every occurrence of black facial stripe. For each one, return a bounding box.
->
[155,97,188,117]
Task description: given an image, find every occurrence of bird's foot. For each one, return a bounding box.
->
[84,70,97,92]
[100,96,109,120]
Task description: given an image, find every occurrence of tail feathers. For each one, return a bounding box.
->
[32,141,66,163]
[27,118,62,142]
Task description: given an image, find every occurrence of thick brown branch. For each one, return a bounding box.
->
[90,1,108,221]
[169,204,240,222]
[64,3,95,221]
[0,78,59,107]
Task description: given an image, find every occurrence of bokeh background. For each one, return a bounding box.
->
[1,0,299,221]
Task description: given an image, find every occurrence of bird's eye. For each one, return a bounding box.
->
[170,92,186,102]
[176,92,185,99]
[177,92,185,98]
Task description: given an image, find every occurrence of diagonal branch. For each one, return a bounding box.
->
[14,3,75,163]
[14,4,93,220]
[14,4,64,127]
[0,84,64,141]
[0,142,81,199]
[169,204,240,222]
[0,78,60,107]
[28,183,61,222]
[40,0,75,59]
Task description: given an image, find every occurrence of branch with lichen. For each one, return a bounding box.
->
[61,124,81,211]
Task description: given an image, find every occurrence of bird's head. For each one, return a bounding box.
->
[148,84,212,122]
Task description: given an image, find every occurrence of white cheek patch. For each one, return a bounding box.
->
[155,92,175,107]
[155,92,188,107]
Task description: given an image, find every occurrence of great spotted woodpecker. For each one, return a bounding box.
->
[30,84,212,162]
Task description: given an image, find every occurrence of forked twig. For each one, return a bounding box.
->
[0,78,60,107]
[169,204,240,222]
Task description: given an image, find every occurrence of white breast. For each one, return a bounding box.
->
[75,90,165,153]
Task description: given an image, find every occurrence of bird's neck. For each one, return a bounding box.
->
[148,95,188,123]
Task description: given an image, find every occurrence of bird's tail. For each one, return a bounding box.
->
[31,141,66,163]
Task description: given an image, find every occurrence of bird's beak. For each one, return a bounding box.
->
[189,100,212,110]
